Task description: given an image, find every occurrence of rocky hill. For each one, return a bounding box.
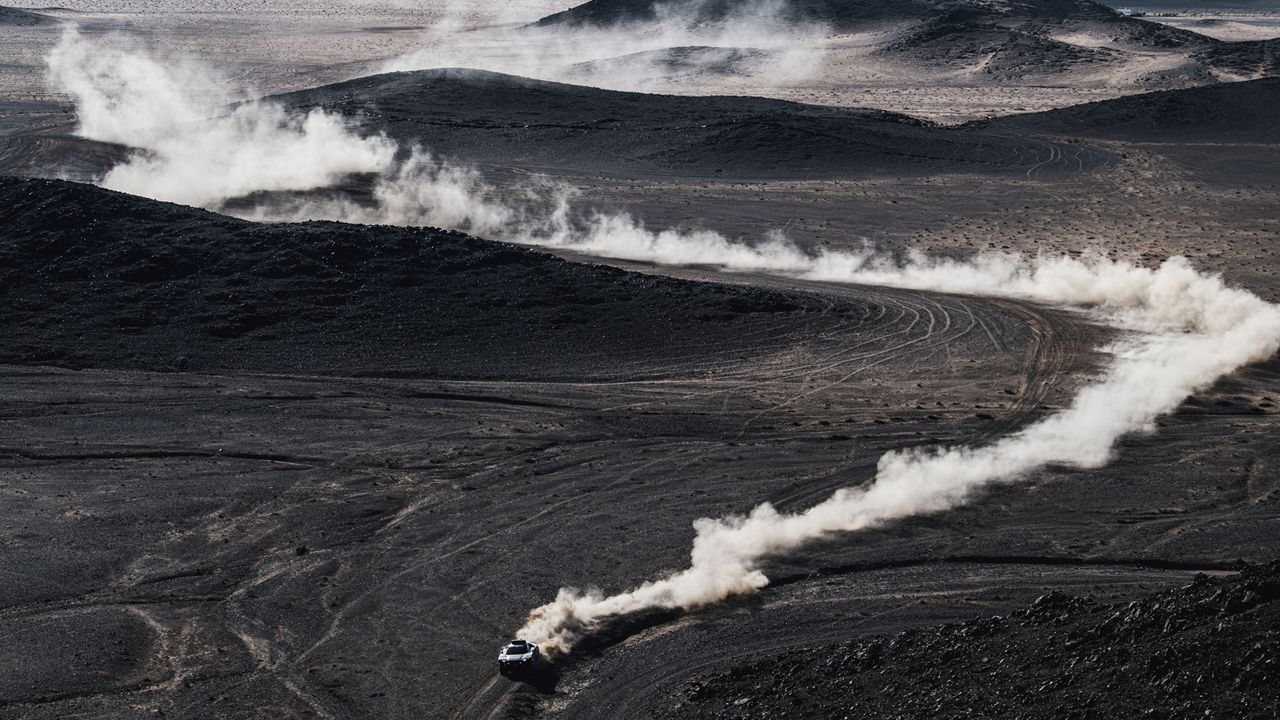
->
[0,176,840,379]
[272,68,1109,178]
[666,561,1280,719]
[990,76,1280,141]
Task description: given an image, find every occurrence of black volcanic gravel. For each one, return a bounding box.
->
[271,69,1112,180]
[0,176,851,378]
[666,562,1280,719]
[991,77,1280,142]
[0,5,55,25]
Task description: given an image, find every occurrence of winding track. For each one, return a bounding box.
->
[9,252,1266,720]
[262,275,1075,720]
[0,262,1118,720]
[429,267,1113,720]
[0,132,128,181]
[536,562,1221,720]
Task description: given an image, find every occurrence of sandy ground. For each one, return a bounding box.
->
[1148,14,1280,42]
[779,84,1133,123]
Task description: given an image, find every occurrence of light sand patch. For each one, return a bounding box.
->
[1149,15,1280,42]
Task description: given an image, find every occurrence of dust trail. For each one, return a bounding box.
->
[253,159,1280,657]
[48,30,1280,657]
[518,254,1280,654]
[47,27,397,207]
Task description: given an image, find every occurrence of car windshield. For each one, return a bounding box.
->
[505,644,529,653]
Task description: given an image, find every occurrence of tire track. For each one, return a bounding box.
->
[456,269,1107,720]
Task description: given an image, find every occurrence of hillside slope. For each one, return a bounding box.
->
[272,68,1110,178]
[989,76,1280,140]
[0,5,55,25]
[0,176,845,378]
[667,561,1280,719]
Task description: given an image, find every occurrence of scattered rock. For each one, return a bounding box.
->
[667,561,1280,719]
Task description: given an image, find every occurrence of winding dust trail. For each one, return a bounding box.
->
[515,254,1280,654]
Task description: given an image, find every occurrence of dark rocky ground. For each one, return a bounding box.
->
[878,16,1125,82]
[991,76,1280,141]
[1,11,1279,717]
[665,562,1280,719]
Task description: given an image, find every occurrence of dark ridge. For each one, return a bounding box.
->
[1196,37,1280,77]
[665,560,1280,719]
[0,4,56,25]
[563,45,772,80]
[857,5,1234,84]
[270,68,1111,179]
[1105,14,1221,51]
[533,0,1120,30]
[988,76,1280,141]
[0,133,133,181]
[878,17,1122,78]
[1104,0,1280,8]
[269,67,923,130]
[0,176,849,379]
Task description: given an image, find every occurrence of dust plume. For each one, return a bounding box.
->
[383,0,828,94]
[244,148,529,236]
[518,255,1280,654]
[47,27,397,207]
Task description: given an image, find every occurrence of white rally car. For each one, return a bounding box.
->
[498,639,540,675]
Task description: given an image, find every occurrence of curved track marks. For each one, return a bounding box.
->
[0,266,1122,720]
[541,562,1217,720]
[448,270,1106,720]
[0,133,128,180]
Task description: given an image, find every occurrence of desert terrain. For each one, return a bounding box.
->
[1,0,1279,719]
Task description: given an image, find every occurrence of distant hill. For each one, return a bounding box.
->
[532,0,1276,87]
[1195,37,1280,76]
[0,176,837,378]
[533,0,1120,30]
[876,15,1127,80]
[1100,0,1280,9]
[989,76,1280,141]
[271,68,1110,179]
[562,46,771,82]
[0,5,56,25]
